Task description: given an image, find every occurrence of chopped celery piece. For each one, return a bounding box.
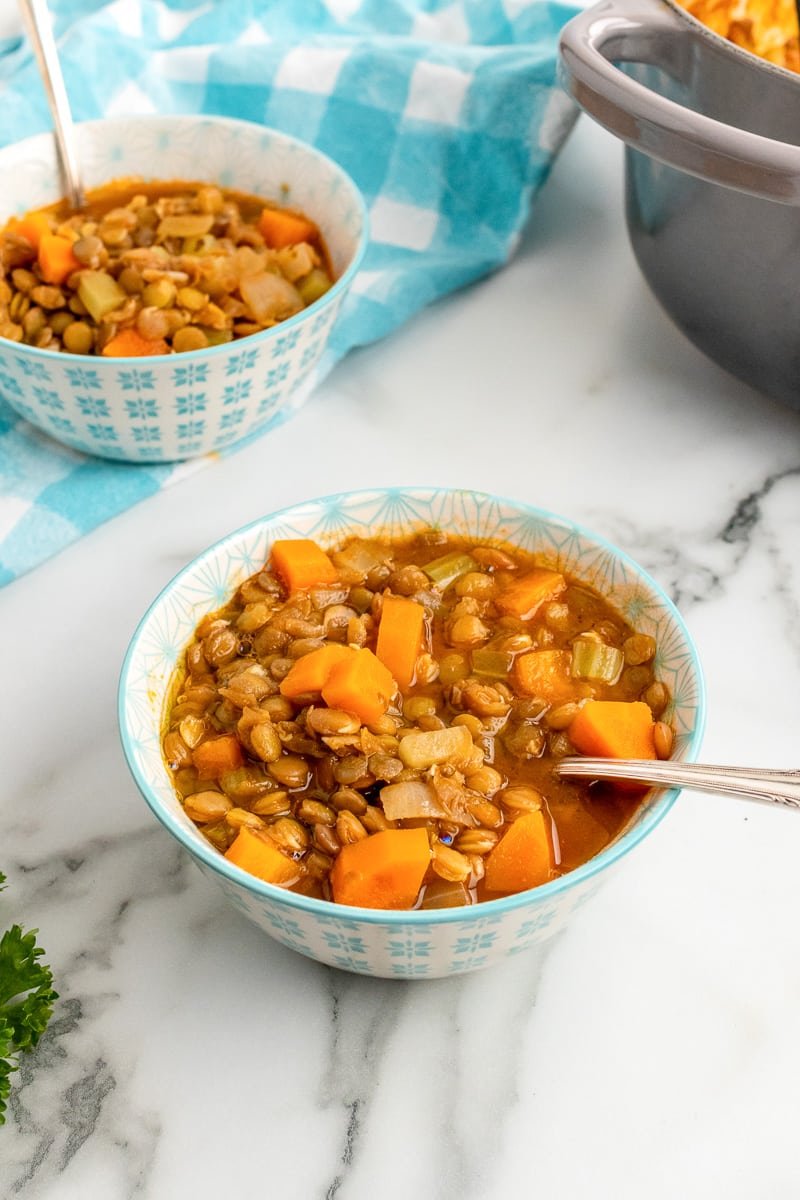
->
[423,550,478,589]
[571,639,624,684]
[198,327,233,346]
[471,647,514,679]
[77,270,127,322]
[297,267,332,306]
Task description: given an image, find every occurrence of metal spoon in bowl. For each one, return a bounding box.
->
[18,0,85,210]
[554,758,800,812]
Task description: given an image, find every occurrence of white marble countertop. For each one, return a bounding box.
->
[4,113,800,1198]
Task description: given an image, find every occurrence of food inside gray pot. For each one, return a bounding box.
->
[559,0,800,409]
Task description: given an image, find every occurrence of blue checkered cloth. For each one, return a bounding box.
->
[0,0,578,585]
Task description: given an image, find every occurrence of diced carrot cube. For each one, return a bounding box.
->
[225,824,304,887]
[191,734,245,779]
[321,647,396,726]
[37,233,80,285]
[6,210,52,249]
[279,643,356,700]
[375,594,426,691]
[484,810,553,894]
[513,649,575,702]
[496,567,566,620]
[101,327,169,356]
[270,538,339,591]
[330,827,431,909]
[258,206,319,249]
[568,700,656,761]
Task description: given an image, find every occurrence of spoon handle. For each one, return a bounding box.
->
[554,758,800,811]
[19,0,85,210]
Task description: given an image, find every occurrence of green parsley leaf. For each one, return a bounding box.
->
[0,874,57,1125]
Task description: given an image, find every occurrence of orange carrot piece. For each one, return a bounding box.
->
[37,233,80,285]
[330,827,431,909]
[484,810,553,894]
[375,594,426,691]
[258,205,319,249]
[225,824,305,887]
[192,734,245,780]
[101,327,169,357]
[279,643,356,700]
[321,647,396,726]
[270,538,339,591]
[514,648,575,702]
[569,700,656,760]
[6,210,52,249]
[496,567,566,620]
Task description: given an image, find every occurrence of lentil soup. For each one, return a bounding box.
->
[0,180,334,355]
[162,530,675,910]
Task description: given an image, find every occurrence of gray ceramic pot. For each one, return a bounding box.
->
[559,0,800,409]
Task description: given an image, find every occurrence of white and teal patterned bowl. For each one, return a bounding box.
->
[0,116,367,463]
[119,488,705,978]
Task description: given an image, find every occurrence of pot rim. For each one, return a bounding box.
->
[559,0,800,203]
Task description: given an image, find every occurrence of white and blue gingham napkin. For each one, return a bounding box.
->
[0,0,579,585]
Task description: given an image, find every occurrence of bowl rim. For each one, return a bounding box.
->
[0,114,369,365]
[118,486,707,924]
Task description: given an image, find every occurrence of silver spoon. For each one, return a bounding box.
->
[555,758,800,812]
[18,0,85,210]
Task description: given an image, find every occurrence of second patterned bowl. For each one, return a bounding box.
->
[0,114,367,462]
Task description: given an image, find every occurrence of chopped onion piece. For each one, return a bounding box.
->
[330,539,389,580]
[429,768,477,826]
[240,271,304,323]
[380,780,447,821]
[398,724,473,770]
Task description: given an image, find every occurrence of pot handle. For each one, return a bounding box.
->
[559,0,800,203]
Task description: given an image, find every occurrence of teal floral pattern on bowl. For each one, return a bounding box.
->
[0,116,367,462]
[118,488,706,979]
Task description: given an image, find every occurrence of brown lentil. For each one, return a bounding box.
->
[249,721,283,763]
[267,755,311,789]
[431,842,472,883]
[250,791,291,818]
[453,828,501,856]
[623,633,657,665]
[644,680,670,717]
[331,788,368,815]
[654,721,675,760]
[497,785,545,814]
[183,790,233,823]
[267,817,309,854]
[224,807,265,830]
[312,823,342,857]
[335,810,368,844]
